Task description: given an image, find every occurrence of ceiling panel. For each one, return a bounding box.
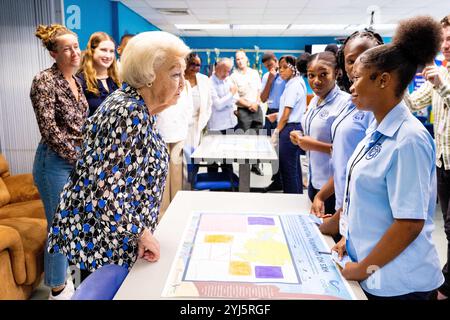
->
[122,0,447,37]
[145,0,187,8]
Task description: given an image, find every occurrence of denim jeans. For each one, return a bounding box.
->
[279,123,303,194]
[33,143,73,288]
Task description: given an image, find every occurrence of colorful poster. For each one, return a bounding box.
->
[162,212,357,300]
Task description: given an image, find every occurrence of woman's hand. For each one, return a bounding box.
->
[138,229,160,262]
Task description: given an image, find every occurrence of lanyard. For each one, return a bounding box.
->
[343,133,384,212]
[331,105,357,142]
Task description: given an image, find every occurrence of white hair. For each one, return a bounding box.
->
[216,57,233,68]
[120,31,190,88]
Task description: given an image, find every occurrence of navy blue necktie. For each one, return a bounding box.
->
[364,130,383,152]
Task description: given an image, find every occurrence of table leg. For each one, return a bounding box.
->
[239,163,250,192]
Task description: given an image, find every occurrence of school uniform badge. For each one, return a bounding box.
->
[353,111,365,121]
[319,110,329,119]
[366,144,382,160]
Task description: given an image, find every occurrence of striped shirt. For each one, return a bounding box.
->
[404,65,450,169]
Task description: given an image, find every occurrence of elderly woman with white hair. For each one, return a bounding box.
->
[46,31,190,282]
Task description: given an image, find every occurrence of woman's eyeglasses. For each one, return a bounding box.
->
[190,63,201,67]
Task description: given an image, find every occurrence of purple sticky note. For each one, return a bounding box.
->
[255,266,283,279]
[248,217,275,225]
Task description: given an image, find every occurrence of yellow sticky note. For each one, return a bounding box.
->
[204,235,233,243]
[229,261,251,276]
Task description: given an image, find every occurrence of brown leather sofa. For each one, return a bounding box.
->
[0,154,46,299]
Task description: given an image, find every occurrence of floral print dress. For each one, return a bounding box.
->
[47,83,169,272]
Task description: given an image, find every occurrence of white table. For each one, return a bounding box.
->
[114,191,366,300]
[190,134,278,192]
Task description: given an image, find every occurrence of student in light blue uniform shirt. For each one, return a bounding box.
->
[260,52,286,134]
[291,51,350,213]
[330,104,374,210]
[312,30,383,236]
[334,16,444,300]
[273,55,307,193]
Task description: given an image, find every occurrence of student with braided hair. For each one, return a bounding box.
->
[336,30,384,92]
[315,31,383,236]
[333,16,444,300]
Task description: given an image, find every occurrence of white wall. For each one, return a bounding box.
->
[0,0,63,174]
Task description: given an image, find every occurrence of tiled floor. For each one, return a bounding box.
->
[30,162,448,299]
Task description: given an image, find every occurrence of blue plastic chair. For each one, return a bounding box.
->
[188,163,239,191]
[71,264,129,300]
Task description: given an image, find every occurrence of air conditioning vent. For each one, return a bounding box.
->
[155,8,190,15]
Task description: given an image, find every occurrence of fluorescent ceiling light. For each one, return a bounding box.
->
[289,24,397,31]
[289,24,348,30]
[233,24,288,30]
[175,24,230,30]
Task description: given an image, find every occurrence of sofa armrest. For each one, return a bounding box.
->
[3,174,40,204]
[0,225,26,285]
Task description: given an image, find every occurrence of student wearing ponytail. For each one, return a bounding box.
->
[316,31,383,236]
[333,16,444,300]
[77,32,121,117]
[30,24,88,299]
[272,55,307,193]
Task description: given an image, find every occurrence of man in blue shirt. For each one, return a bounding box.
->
[260,52,286,191]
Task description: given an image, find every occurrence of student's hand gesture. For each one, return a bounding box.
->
[266,112,278,123]
[138,229,160,262]
[310,195,332,218]
[289,130,303,146]
[295,135,315,151]
[332,236,347,260]
[422,65,443,88]
[268,67,277,81]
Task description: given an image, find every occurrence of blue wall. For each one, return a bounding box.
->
[182,36,337,52]
[64,0,159,49]
[181,36,338,76]
[116,2,159,39]
[64,0,114,49]
[63,1,395,94]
